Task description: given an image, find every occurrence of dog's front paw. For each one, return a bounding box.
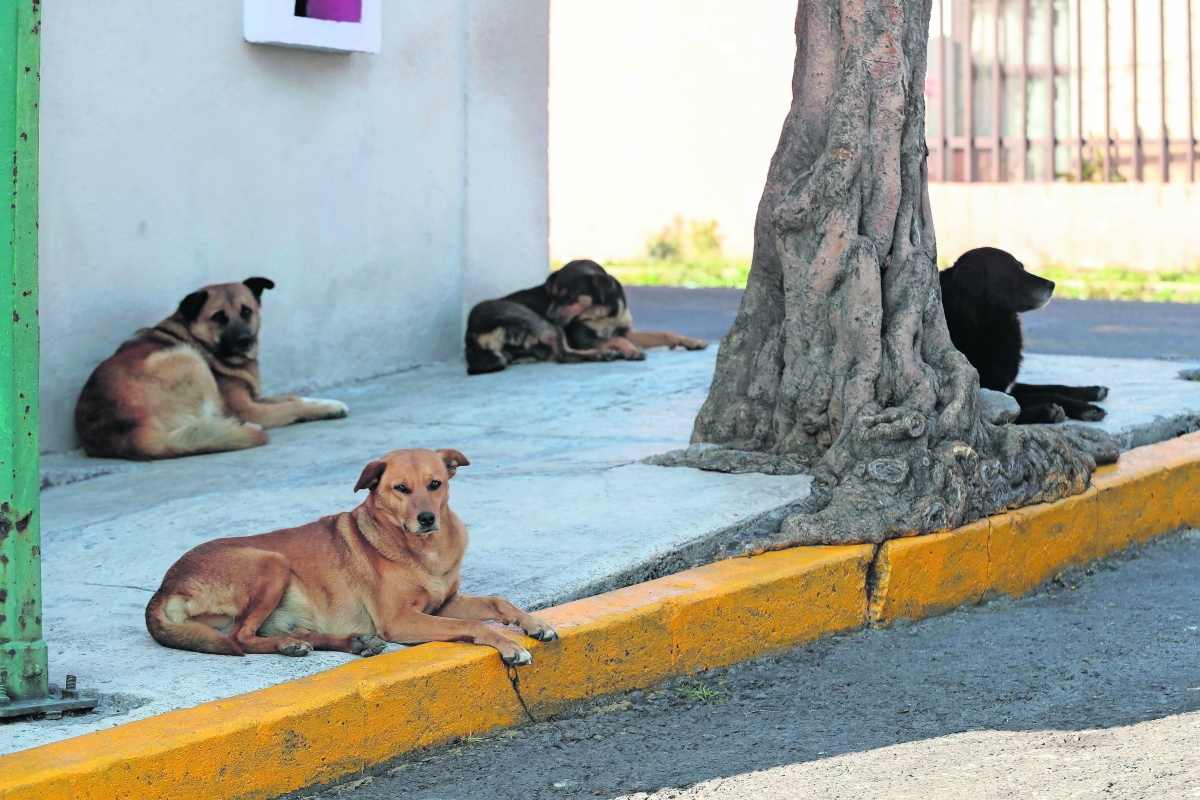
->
[1077,405,1107,422]
[1021,403,1066,424]
[241,422,270,447]
[679,336,709,351]
[279,641,312,657]
[497,640,533,666]
[521,615,558,642]
[350,634,387,657]
[301,398,349,420]
[1090,386,1109,401]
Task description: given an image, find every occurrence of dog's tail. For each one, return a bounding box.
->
[145,590,245,656]
[163,402,269,456]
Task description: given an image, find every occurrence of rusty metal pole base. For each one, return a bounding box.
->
[0,675,98,720]
[0,694,98,721]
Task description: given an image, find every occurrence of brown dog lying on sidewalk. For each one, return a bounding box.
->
[145,448,557,664]
[464,259,708,374]
[75,278,348,460]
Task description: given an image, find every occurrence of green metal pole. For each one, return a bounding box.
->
[1,0,46,704]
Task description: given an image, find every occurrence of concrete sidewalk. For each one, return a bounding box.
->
[5,348,1200,756]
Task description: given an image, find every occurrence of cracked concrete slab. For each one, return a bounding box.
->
[6,350,808,756]
[6,349,1199,757]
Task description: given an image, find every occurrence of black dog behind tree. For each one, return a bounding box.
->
[940,247,1108,424]
[464,259,707,375]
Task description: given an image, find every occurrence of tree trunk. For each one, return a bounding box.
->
[670,0,1118,546]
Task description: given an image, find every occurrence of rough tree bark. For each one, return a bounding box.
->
[653,0,1118,546]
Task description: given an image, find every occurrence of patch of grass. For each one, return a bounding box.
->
[593,255,1200,303]
[676,681,727,705]
[1027,263,1200,303]
[598,216,751,288]
[562,212,1200,302]
[604,255,752,289]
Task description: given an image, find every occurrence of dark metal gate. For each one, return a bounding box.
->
[926,0,1197,182]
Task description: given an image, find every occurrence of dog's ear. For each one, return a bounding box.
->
[354,460,387,493]
[437,449,470,477]
[598,273,625,311]
[177,290,209,323]
[952,257,988,298]
[243,277,275,302]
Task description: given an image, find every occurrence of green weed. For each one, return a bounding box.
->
[676,682,727,705]
[646,216,725,262]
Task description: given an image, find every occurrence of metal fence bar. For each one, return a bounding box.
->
[966,0,976,180]
[1,0,46,706]
[1076,0,1085,180]
[1159,0,1169,181]
[1021,0,1031,179]
[940,0,950,181]
[1104,0,1114,179]
[1132,0,1142,180]
[1047,0,1056,177]
[1188,0,1195,181]
[994,0,1004,179]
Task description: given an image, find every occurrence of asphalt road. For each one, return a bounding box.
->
[626,286,1200,360]
[297,530,1200,800]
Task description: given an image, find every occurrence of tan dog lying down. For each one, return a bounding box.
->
[75,278,348,460]
[145,448,557,664]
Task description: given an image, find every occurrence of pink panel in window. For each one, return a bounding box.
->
[304,0,362,23]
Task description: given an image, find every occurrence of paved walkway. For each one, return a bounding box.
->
[9,328,1200,757]
[8,349,809,756]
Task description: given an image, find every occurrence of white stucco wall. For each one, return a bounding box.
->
[39,0,549,453]
[464,2,551,313]
[548,0,797,262]
[930,184,1200,270]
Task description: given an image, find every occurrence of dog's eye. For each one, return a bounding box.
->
[428,480,442,491]
[240,305,252,321]
[210,310,229,325]
[393,484,411,495]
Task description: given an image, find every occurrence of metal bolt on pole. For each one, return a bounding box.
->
[1,0,94,721]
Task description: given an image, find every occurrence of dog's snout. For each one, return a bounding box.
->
[221,324,256,356]
[417,511,436,528]
[1032,278,1056,310]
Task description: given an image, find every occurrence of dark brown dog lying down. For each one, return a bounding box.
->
[464,259,708,375]
[75,279,348,460]
[145,448,556,664]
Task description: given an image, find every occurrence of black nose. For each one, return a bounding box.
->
[235,332,253,348]
[417,512,436,527]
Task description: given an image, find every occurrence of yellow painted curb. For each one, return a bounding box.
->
[0,546,873,800]
[868,520,990,622]
[5,430,1198,798]
[870,430,1200,625]
[520,545,871,716]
